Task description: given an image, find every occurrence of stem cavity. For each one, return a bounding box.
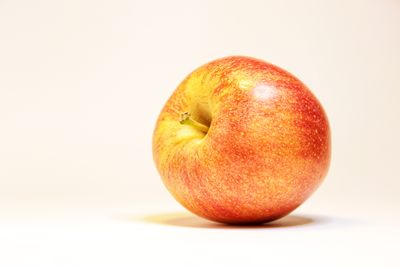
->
[179,112,209,133]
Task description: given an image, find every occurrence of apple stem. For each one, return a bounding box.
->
[179,112,209,133]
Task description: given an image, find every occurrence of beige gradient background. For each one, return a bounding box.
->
[0,0,399,266]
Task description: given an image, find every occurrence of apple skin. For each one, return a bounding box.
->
[153,56,330,224]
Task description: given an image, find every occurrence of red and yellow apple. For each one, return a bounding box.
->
[153,56,330,224]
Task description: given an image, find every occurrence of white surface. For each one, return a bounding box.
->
[0,206,399,267]
[1,0,400,266]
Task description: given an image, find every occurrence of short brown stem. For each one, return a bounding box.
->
[179,112,209,133]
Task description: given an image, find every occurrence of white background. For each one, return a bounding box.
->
[0,0,399,266]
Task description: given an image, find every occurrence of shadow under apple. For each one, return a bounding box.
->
[135,212,330,229]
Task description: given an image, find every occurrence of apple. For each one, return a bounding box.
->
[153,56,330,224]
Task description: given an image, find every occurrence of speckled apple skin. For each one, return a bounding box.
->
[153,56,331,224]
